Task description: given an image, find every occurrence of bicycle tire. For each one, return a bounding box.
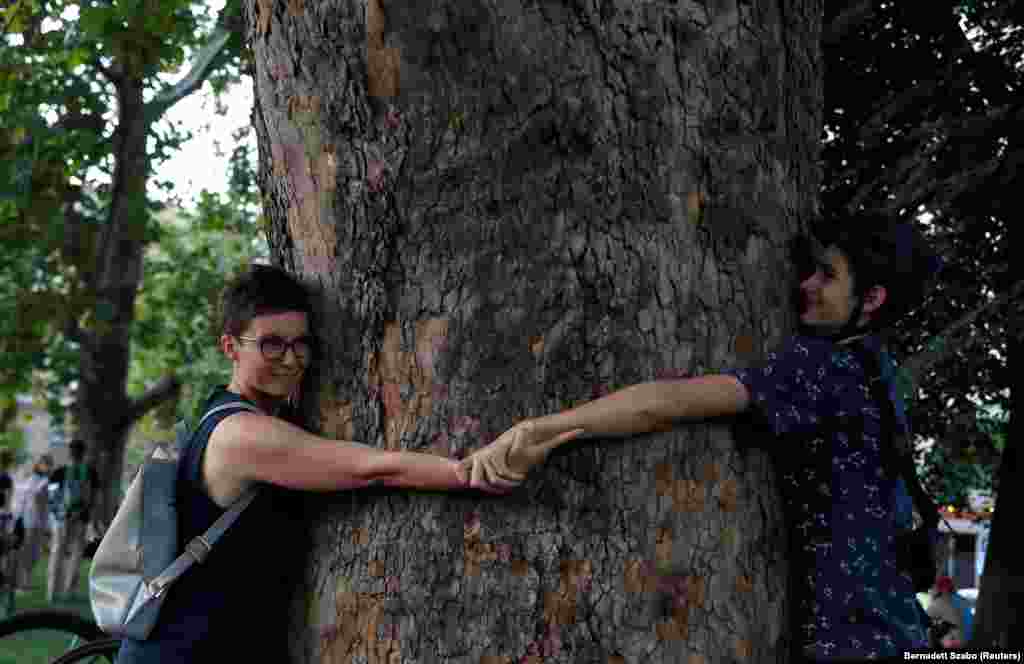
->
[49,637,122,664]
[0,608,104,641]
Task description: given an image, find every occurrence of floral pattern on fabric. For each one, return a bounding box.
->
[726,335,929,660]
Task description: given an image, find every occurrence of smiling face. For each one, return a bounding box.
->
[222,310,310,407]
[798,245,864,334]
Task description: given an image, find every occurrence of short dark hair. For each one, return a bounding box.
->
[813,213,941,328]
[220,264,313,337]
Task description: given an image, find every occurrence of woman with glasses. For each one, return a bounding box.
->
[115,264,578,664]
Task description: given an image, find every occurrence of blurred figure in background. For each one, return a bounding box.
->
[0,449,14,510]
[926,575,972,648]
[47,439,100,602]
[10,454,53,590]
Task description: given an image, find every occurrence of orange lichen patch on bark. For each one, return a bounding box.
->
[286,0,303,15]
[367,318,449,449]
[480,657,512,664]
[655,462,675,495]
[462,513,496,578]
[655,527,673,565]
[511,559,530,577]
[287,197,335,276]
[655,606,689,641]
[560,559,592,592]
[317,148,338,194]
[672,479,705,513]
[368,560,386,577]
[288,94,321,118]
[529,335,545,358]
[324,591,398,664]
[686,191,705,225]
[688,655,707,664]
[736,574,754,593]
[543,559,593,625]
[543,590,576,625]
[352,527,370,547]
[701,461,721,484]
[609,657,626,664]
[718,478,740,512]
[623,559,656,594]
[256,0,272,37]
[734,637,753,660]
[687,575,706,608]
[734,333,756,357]
[366,0,399,97]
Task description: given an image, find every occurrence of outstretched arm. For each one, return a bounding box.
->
[533,374,750,440]
[464,374,750,489]
[208,413,472,494]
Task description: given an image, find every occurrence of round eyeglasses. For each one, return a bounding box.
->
[236,335,314,362]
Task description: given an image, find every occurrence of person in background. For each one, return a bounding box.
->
[47,439,100,602]
[926,575,972,648]
[10,454,53,590]
[0,449,14,510]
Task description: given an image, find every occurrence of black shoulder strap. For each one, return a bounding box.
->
[851,344,940,529]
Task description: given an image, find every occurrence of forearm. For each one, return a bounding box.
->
[221,415,465,492]
[533,375,749,443]
[371,451,467,491]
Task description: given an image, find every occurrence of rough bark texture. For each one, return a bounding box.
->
[72,73,182,526]
[72,74,150,526]
[247,1,822,662]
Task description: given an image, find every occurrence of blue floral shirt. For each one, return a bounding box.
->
[726,335,929,660]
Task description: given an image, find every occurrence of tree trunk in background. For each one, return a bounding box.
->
[72,75,151,528]
[247,1,822,661]
[968,204,1021,650]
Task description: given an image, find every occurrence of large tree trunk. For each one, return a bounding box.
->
[248,1,822,661]
[72,74,181,526]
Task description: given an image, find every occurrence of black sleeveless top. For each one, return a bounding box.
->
[117,388,306,663]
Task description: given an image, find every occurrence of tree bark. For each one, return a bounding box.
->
[73,71,151,527]
[65,15,235,526]
[248,1,822,661]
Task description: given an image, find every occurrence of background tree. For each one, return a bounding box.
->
[0,0,246,522]
[247,0,821,661]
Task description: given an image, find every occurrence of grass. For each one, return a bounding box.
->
[0,549,96,664]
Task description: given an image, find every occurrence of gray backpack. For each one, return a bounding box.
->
[89,402,262,639]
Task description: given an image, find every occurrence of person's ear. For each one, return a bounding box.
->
[221,334,240,362]
[862,285,887,314]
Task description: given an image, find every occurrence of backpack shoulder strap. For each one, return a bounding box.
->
[146,400,264,599]
[851,343,940,529]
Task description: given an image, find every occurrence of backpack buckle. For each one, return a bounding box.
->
[185,535,212,564]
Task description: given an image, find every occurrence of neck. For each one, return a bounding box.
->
[226,382,282,415]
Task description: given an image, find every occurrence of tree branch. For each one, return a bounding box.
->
[904,279,1024,383]
[125,374,181,425]
[144,26,235,122]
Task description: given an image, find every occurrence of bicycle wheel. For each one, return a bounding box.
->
[0,609,105,664]
[50,637,121,664]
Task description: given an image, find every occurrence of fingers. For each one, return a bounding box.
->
[536,428,586,455]
[480,454,523,492]
[454,458,470,486]
[463,449,523,494]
